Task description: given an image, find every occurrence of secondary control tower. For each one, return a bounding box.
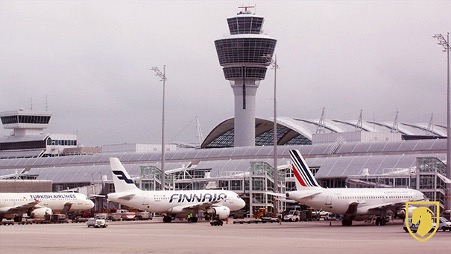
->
[215,6,277,147]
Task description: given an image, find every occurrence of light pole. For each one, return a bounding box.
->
[151,65,167,191]
[264,54,279,211]
[433,33,450,209]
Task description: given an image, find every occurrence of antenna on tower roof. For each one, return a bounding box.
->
[238,5,255,14]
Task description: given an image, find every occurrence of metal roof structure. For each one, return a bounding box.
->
[201,117,446,148]
[0,139,445,184]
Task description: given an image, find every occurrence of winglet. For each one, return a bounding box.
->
[289,149,321,189]
[110,157,139,193]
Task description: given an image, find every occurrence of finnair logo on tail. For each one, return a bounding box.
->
[113,171,134,184]
[289,150,320,187]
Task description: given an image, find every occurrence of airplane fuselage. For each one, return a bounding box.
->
[288,188,425,220]
[108,189,245,214]
[0,192,94,213]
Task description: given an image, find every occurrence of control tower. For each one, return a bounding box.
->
[215,6,277,147]
[0,109,52,136]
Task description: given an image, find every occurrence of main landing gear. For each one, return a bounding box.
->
[210,219,223,226]
[342,218,353,226]
[163,215,173,223]
[210,215,223,226]
[375,217,387,226]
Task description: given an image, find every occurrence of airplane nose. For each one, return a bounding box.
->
[238,198,246,209]
[87,200,95,209]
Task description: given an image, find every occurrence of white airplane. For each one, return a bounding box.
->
[0,192,94,222]
[285,149,426,226]
[108,157,246,223]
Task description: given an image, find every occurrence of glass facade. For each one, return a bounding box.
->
[47,138,77,146]
[1,115,51,124]
[206,125,312,148]
[227,16,264,35]
[223,66,267,80]
[0,140,46,151]
[215,38,277,73]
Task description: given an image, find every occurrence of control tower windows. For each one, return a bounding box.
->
[1,115,51,124]
[227,16,264,35]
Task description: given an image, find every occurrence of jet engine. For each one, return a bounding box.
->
[397,206,417,219]
[206,206,230,219]
[30,207,53,218]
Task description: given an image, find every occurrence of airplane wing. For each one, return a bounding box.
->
[265,192,297,203]
[344,200,408,217]
[366,202,405,212]
[168,200,225,214]
[171,200,221,212]
[344,201,361,216]
[0,200,39,214]
[286,190,322,200]
[109,192,136,201]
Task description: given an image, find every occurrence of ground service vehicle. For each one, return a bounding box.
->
[87,218,108,228]
[439,217,451,231]
[283,210,300,222]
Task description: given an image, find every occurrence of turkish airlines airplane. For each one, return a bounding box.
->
[285,149,426,226]
[0,192,94,222]
[108,157,246,223]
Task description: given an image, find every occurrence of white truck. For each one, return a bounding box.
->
[87,217,108,228]
[283,210,301,222]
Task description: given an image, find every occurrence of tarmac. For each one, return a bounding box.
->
[0,218,450,254]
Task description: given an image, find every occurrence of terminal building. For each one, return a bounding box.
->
[0,7,449,215]
[0,111,447,213]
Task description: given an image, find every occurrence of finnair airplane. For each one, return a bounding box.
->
[0,192,94,222]
[108,157,246,223]
[285,149,426,226]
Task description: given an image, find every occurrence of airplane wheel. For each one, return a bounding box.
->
[163,216,172,223]
[342,218,352,226]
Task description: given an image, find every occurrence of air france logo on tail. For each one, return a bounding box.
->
[113,170,134,184]
[289,150,320,188]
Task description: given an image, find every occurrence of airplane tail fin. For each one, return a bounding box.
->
[289,149,322,189]
[110,157,140,193]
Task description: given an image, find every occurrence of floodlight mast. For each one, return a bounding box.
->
[263,54,280,213]
[264,55,279,180]
[433,33,450,209]
[151,65,167,190]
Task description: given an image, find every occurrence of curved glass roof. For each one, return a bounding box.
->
[201,117,446,148]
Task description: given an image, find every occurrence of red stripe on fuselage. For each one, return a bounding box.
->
[292,164,307,187]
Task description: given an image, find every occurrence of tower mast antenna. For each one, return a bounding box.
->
[238,5,255,14]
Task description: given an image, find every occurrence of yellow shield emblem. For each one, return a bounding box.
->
[405,201,440,242]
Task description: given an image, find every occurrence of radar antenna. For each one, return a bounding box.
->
[238,5,255,14]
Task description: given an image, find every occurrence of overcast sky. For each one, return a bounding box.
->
[0,0,450,146]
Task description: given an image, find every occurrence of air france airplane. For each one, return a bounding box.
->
[285,149,426,226]
[0,192,94,222]
[108,157,246,223]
